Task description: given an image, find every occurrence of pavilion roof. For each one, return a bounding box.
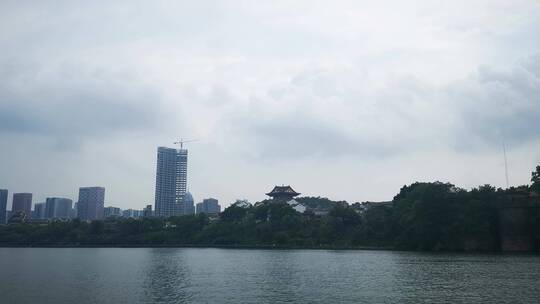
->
[266,185,301,197]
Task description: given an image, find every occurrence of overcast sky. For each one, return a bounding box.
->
[1,0,540,209]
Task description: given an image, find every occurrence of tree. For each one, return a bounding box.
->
[356,204,393,246]
[220,205,248,222]
[90,220,105,235]
[531,165,540,192]
[328,205,361,226]
[392,182,458,250]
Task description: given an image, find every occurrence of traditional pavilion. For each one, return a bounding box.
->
[266,185,301,202]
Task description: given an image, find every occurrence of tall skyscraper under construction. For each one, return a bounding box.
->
[154,146,188,217]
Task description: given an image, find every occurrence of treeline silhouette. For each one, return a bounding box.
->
[1,166,539,251]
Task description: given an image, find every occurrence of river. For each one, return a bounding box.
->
[0,248,539,303]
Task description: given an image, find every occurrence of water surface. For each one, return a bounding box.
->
[0,248,539,303]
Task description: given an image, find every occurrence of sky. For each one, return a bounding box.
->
[1,0,540,209]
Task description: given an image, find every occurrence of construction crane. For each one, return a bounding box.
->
[173,138,198,149]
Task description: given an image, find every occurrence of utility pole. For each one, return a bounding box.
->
[503,142,509,188]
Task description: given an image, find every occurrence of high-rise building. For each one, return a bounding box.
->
[184,192,195,215]
[12,193,32,218]
[45,197,73,219]
[196,198,221,215]
[154,146,188,217]
[77,187,105,221]
[33,202,46,219]
[0,189,7,224]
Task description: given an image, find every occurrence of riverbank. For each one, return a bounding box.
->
[0,242,392,250]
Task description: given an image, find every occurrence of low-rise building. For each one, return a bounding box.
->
[232,199,252,208]
[104,206,122,218]
[122,209,142,218]
[287,199,307,213]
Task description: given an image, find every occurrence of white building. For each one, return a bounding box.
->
[287,199,307,213]
[232,199,252,208]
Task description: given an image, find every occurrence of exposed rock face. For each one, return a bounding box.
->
[498,197,540,252]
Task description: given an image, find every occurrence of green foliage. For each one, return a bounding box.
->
[296,196,347,210]
[532,166,540,192]
[391,182,499,251]
[220,205,248,222]
[90,221,105,234]
[328,205,361,226]
[354,204,393,246]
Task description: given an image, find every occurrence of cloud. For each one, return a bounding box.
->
[452,54,540,149]
[213,53,540,161]
[1,1,539,206]
[0,61,167,148]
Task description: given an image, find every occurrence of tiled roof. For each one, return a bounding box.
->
[266,185,300,197]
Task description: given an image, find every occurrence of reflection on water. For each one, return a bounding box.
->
[0,248,539,304]
[143,249,193,303]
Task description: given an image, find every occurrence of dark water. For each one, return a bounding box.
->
[0,248,539,303]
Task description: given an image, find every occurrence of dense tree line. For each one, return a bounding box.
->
[1,166,539,251]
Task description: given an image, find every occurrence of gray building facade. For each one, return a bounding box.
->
[77,187,105,221]
[104,206,122,218]
[0,189,7,224]
[33,202,46,219]
[196,198,221,215]
[143,204,153,217]
[45,197,73,219]
[184,192,195,215]
[122,209,142,218]
[154,147,188,217]
[12,193,32,217]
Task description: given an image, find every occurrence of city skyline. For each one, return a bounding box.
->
[1,139,538,212]
[1,1,539,210]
